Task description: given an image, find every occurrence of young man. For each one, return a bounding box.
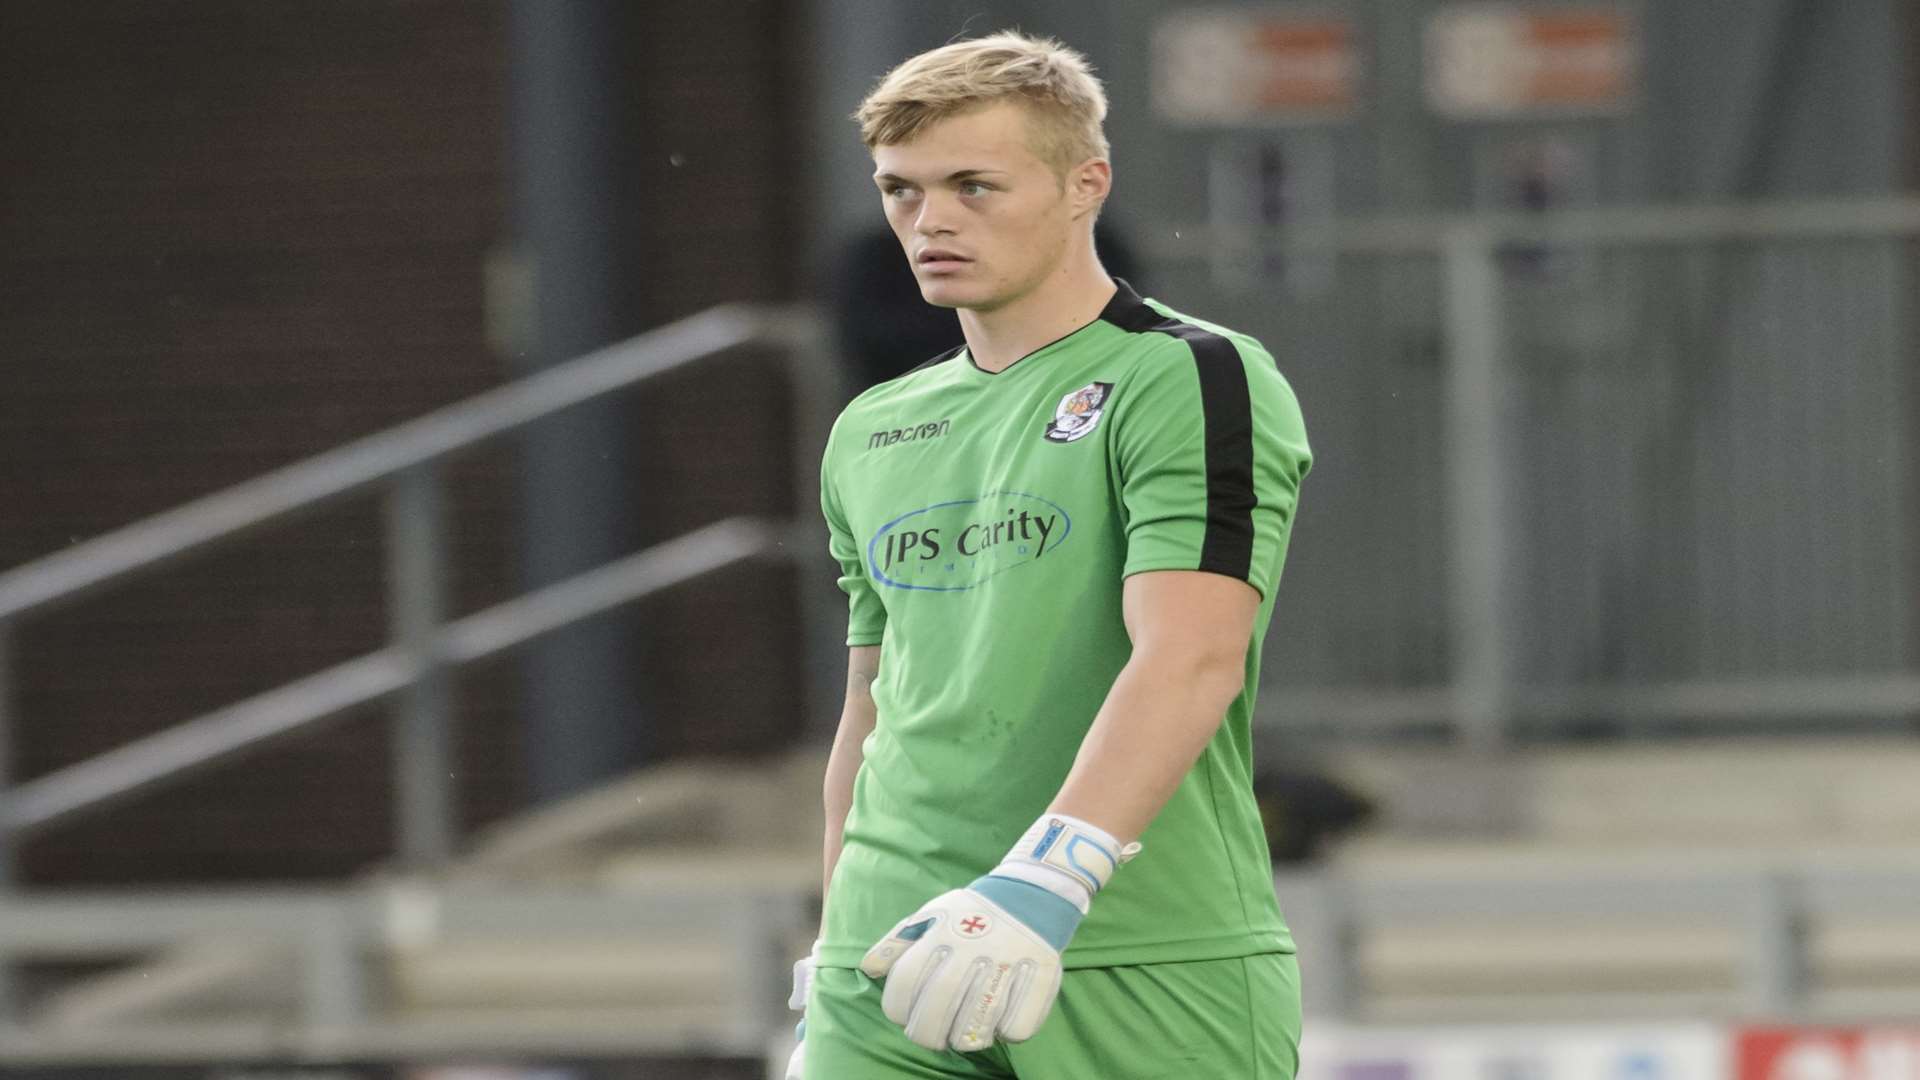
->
[790,31,1313,1080]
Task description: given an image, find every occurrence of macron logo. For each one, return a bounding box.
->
[868,418,951,450]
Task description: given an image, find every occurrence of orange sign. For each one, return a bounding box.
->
[1427,4,1638,118]
[1154,12,1359,123]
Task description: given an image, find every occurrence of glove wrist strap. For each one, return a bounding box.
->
[995,813,1143,914]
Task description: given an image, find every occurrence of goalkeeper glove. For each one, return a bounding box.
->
[859,813,1140,1052]
[784,941,815,1080]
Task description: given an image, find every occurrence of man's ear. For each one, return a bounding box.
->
[1067,158,1112,217]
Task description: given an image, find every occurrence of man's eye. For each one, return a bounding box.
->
[884,185,916,199]
[959,181,990,196]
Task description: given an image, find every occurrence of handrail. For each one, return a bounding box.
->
[0,517,782,836]
[0,878,810,1058]
[0,302,841,890]
[0,303,801,621]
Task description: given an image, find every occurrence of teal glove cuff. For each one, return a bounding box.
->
[970,874,1085,951]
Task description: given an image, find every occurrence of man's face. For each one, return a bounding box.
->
[872,102,1088,312]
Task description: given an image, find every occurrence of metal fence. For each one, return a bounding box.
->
[1145,198,1920,747]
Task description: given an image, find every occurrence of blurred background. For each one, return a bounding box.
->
[0,1,1915,1078]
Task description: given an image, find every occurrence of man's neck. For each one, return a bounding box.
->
[958,255,1117,374]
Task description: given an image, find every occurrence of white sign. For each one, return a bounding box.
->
[1153,9,1359,125]
[1299,1024,1727,1080]
[1426,4,1638,119]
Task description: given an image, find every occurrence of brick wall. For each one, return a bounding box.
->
[0,1,805,884]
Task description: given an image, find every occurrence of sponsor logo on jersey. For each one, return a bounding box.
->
[1043,381,1113,443]
[867,491,1071,591]
[868,418,952,450]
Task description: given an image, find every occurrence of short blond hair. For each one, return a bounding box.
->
[854,31,1110,175]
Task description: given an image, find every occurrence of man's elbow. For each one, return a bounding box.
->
[1197,655,1248,705]
[1136,643,1247,705]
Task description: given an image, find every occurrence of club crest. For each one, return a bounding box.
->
[1043,381,1114,443]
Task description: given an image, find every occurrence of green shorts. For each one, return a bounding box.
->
[804,953,1301,1080]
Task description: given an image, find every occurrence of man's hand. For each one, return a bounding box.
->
[859,814,1138,1052]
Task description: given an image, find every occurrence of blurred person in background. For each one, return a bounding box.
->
[788,31,1314,1080]
[1254,765,1375,866]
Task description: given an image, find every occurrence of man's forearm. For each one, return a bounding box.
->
[1046,649,1245,843]
[821,648,881,914]
[821,730,861,901]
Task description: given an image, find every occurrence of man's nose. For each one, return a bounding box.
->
[913,193,956,235]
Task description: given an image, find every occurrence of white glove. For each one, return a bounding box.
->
[784,942,816,1080]
[783,1023,807,1080]
[859,814,1139,1052]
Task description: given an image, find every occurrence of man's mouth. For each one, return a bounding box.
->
[918,250,971,267]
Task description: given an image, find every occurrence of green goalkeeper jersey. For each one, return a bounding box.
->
[816,280,1312,970]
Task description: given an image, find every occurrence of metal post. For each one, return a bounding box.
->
[751,891,797,1046]
[772,310,849,743]
[388,466,455,867]
[0,620,16,1026]
[1743,872,1806,1017]
[509,0,657,801]
[1442,225,1516,753]
[1287,873,1354,1020]
[0,620,14,884]
[298,897,367,1043]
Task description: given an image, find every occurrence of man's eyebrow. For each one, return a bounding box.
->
[873,169,1008,184]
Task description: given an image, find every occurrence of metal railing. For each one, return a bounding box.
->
[1144,196,1920,749]
[0,304,841,1015]
[0,860,1913,1062]
[1274,860,1920,1023]
[0,879,811,1062]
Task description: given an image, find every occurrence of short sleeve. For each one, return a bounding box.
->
[820,445,888,647]
[1113,337,1311,601]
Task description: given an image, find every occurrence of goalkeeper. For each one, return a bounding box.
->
[790,30,1314,1080]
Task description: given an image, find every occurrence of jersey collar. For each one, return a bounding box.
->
[1096,277,1153,329]
[962,277,1149,377]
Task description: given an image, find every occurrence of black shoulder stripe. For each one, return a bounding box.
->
[1168,325,1257,579]
[1100,282,1257,580]
[861,344,965,393]
[905,344,964,376]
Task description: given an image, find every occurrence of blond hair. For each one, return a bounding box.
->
[854,31,1110,176]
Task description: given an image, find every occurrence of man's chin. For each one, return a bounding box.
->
[918,280,989,310]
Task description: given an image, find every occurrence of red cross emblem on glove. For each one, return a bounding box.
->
[957,914,991,937]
